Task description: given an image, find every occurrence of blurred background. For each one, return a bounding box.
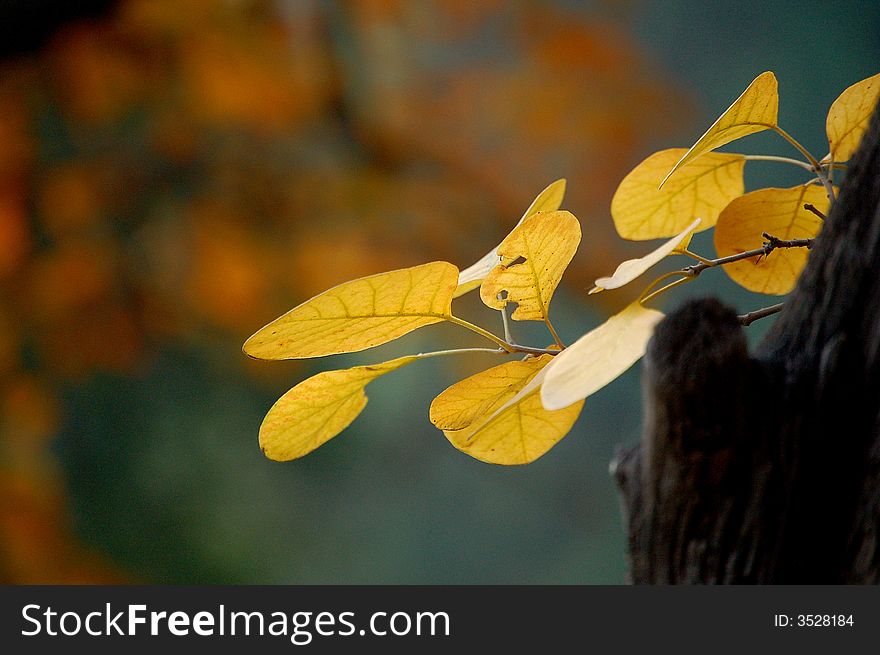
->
[0,0,876,584]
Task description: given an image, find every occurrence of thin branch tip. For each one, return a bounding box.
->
[738,302,784,326]
[803,203,827,220]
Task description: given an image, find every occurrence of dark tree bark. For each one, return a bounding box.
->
[612,101,880,584]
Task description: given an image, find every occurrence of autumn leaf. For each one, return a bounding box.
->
[713,185,827,295]
[430,356,544,430]
[661,72,778,188]
[479,210,581,321]
[591,218,701,294]
[243,261,458,360]
[455,179,566,297]
[540,302,663,411]
[612,149,744,239]
[435,355,583,465]
[826,72,880,163]
[259,357,416,461]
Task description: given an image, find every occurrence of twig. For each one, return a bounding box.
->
[771,125,836,201]
[545,318,565,349]
[760,232,814,251]
[803,203,827,220]
[445,315,561,356]
[684,233,814,277]
[640,233,815,306]
[506,343,561,356]
[738,303,784,326]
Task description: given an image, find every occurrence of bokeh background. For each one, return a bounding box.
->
[0,0,877,584]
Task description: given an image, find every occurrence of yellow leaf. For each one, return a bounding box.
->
[438,355,583,465]
[454,179,566,297]
[826,72,880,163]
[591,218,701,294]
[479,210,581,321]
[259,357,416,461]
[612,149,744,239]
[713,185,827,295]
[661,72,778,188]
[430,356,541,430]
[674,230,695,254]
[541,303,664,411]
[243,262,458,360]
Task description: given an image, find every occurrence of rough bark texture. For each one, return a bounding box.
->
[612,102,880,584]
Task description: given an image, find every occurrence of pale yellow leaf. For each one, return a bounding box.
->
[661,72,778,188]
[439,355,583,465]
[243,262,458,360]
[540,303,664,411]
[826,72,880,163]
[612,149,744,239]
[591,218,701,294]
[259,357,416,461]
[454,179,566,297]
[714,185,827,295]
[479,210,581,321]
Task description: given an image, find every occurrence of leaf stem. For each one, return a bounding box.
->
[445,315,561,356]
[639,275,693,305]
[679,248,715,265]
[445,315,513,351]
[771,125,835,200]
[500,306,513,343]
[545,318,565,349]
[741,153,815,173]
[412,347,508,360]
[637,270,690,303]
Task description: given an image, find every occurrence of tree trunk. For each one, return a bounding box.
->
[612,102,880,584]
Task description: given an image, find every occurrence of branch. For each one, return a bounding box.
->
[803,203,827,220]
[760,233,814,250]
[506,343,561,356]
[738,303,783,326]
[545,318,565,349]
[772,125,836,201]
[684,232,814,277]
[640,232,815,307]
[445,315,561,356]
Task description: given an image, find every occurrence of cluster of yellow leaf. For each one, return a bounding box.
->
[245,180,660,466]
[607,71,878,295]
[245,70,878,469]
